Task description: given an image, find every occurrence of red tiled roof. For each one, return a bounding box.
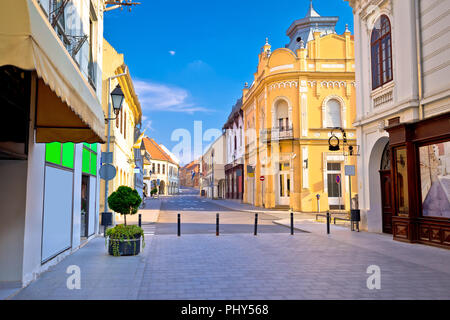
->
[143,137,176,164]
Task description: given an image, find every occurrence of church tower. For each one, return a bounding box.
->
[285,0,338,52]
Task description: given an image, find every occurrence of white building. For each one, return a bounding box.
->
[223,98,245,200]
[142,138,179,196]
[0,0,105,288]
[160,144,181,195]
[201,134,226,199]
[347,0,450,247]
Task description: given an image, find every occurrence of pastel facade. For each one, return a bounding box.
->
[100,39,142,222]
[347,0,450,247]
[242,4,357,212]
[201,135,226,199]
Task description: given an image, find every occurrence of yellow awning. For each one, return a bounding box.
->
[0,0,105,143]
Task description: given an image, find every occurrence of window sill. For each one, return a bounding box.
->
[370,80,395,98]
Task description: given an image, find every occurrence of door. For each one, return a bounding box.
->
[277,162,290,206]
[327,163,344,209]
[81,175,89,239]
[380,170,393,234]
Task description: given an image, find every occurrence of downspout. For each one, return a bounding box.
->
[415,0,424,120]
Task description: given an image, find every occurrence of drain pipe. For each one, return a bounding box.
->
[414,0,424,120]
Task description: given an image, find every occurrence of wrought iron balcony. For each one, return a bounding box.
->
[260,126,294,142]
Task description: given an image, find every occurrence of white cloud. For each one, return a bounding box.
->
[134,79,211,114]
[169,50,176,56]
[142,118,153,132]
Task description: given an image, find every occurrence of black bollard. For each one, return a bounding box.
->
[138,214,142,228]
[216,213,219,236]
[327,212,330,234]
[177,213,181,237]
[254,213,258,236]
[290,211,294,235]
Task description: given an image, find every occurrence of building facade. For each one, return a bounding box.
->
[201,135,226,199]
[347,0,450,248]
[180,160,200,188]
[223,99,245,200]
[143,137,179,196]
[242,3,357,212]
[100,39,142,221]
[0,0,105,286]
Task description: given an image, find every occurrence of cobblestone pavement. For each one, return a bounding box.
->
[11,190,450,300]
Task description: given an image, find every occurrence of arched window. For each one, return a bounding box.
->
[326,99,342,128]
[371,15,393,90]
[275,99,289,130]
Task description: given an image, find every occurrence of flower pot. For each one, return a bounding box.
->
[108,234,142,256]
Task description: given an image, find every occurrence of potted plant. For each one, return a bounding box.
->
[106,186,144,256]
[150,188,158,197]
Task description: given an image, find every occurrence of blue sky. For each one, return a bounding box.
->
[104,0,354,164]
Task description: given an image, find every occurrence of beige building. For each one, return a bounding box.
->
[100,39,142,217]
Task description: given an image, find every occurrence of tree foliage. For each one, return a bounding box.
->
[108,186,142,225]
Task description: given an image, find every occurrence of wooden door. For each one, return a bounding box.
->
[380,170,393,234]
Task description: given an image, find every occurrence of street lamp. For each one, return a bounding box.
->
[111,85,125,116]
[105,84,125,122]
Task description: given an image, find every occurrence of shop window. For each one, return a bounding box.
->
[82,143,98,176]
[45,142,74,169]
[394,148,409,216]
[419,141,450,218]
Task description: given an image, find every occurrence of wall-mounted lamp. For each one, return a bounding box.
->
[105,84,125,122]
[328,134,340,151]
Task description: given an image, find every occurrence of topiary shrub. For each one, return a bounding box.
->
[108,186,142,226]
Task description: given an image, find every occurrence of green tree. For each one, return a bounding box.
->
[108,186,142,226]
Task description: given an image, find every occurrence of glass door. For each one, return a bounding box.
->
[278,162,290,206]
[81,175,89,240]
[327,163,344,210]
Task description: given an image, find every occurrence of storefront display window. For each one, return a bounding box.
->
[419,141,450,218]
[395,148,409,216]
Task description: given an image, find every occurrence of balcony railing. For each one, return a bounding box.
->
[260,126,293,142]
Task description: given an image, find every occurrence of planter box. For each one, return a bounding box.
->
[108,235,142,256]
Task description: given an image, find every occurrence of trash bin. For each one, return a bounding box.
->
[101,212,113,226]
[350,209,360,232]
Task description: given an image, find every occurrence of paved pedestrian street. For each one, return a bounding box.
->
[9,189,450,300]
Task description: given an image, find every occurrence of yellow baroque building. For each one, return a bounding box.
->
[242,4,357,213]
